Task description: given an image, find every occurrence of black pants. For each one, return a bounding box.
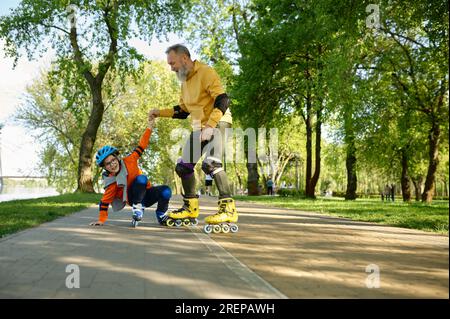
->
[128,175,171,213]
[178,122,232,198]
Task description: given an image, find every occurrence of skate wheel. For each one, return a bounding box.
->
[221,224,230,233]
[212,225,222,234]
[230,224,239,233]
[166,219,175,227]
[190,218,199,226]
[175,219,182,227]
[183,219,190,226]
[204,224,213,234]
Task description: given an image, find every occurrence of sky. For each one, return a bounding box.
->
[0,1,193,176]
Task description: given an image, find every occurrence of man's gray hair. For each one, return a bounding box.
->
[165,44,191,58]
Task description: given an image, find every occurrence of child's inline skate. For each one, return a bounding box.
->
[131,203,144,228]
[155,210,170,225]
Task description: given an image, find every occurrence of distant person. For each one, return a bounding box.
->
[205,174,213,196]
[391,184,395,202]
[267,178,274,196]
[384,184,391,202]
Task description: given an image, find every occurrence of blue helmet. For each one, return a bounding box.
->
[95,145,118,166]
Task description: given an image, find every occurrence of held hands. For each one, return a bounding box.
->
[148,109,160,119]
[148,109,159,129]
[148,115,155,129]
[200,125,214,142]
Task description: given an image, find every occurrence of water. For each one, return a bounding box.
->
[0,185,59,202]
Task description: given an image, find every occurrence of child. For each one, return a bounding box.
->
[90,117,171,227]
[205,174,213,196]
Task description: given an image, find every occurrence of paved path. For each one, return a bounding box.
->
[0,195,448,298]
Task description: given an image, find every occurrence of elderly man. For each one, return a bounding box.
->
[148,44,238,234]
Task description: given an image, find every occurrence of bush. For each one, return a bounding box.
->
[331,191,346,198]
[277,188,305,197]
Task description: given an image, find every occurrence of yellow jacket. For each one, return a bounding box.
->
[220,108,232,125]
[160,60,227,129]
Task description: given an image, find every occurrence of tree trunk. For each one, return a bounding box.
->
[234,164,243,192]
[77,85,105,192]
[246,162,260,195]
[412,177,423,201]
[343,102,357,200]
[274,152,292,187]
[305,95,313,198]
[257,158,268,193]
[400,149,412,202]
[422,123,440,203]
[345,138,357,200]
[308,109,322,198]
[70,4,117,193]
[444,179,448,197]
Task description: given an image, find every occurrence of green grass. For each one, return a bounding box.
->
[1,193,447,237]
[0,193,102,238]
[234,195,449,234]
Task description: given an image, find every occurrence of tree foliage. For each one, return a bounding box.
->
[1,0,189,192]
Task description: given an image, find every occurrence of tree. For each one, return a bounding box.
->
[0,0,187,192]
[232,0,365,198]
[359,0,449,203]
[256,115,305,193]
[16,70,87,192]
[184,0,448,202]
[17,60,187,193]
[185,0,262,194]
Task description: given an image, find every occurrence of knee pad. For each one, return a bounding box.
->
[175,159,195,179]
[135,175,148,185]
[202,156,223,176]
[161,186,172,200]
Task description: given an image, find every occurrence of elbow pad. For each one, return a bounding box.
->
[214,93,230,114]
[172,105,190,119]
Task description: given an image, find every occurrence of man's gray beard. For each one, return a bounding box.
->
[176,65,189,82]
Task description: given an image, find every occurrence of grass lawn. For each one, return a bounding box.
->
[0,193,102,238]
[0,193,447,237]
[234,195,449,234]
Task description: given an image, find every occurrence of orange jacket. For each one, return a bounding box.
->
[98,128,152,222]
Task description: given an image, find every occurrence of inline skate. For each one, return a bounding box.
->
[203,198,238,234]
[166,196,199,227]
[131,203,144,228]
